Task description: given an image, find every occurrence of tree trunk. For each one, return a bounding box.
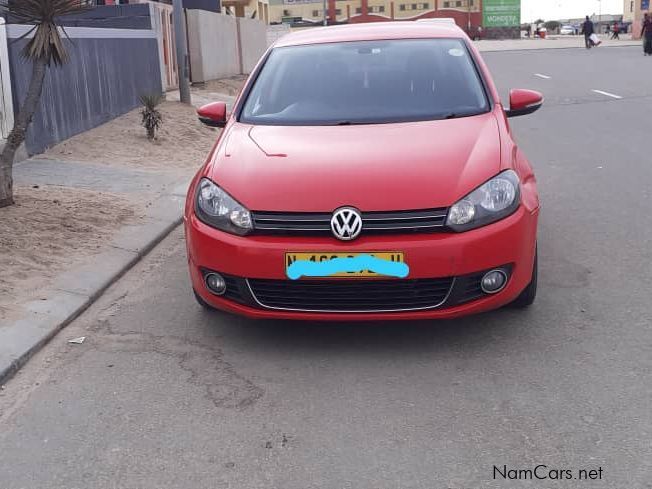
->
[0,57,48,208]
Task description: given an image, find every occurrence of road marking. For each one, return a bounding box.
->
[592,89,623,99]
[534,73,551,79]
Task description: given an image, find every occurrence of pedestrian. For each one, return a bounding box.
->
[581,15,594,49]
[526,23,531,38]
[642,13,652,55]
[611,22,620,40]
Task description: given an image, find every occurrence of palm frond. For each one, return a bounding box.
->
[139,93,165,111]
[0,0,92,65]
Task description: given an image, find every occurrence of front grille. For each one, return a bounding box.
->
[455,271,486,304]
[222,275,247,304]
[246,277,455,312]
[251,208,449,236]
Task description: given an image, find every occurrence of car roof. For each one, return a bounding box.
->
[274,21,467,48]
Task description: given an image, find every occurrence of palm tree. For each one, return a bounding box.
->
[0,0,91,208]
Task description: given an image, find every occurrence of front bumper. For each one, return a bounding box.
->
[185,206,538,321]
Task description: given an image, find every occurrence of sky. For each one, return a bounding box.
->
[521,0,624,22]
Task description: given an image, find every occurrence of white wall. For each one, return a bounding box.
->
[186,10,239,82]
[237,17,267,73]
[0,18,14,140]
[187,11,267,82]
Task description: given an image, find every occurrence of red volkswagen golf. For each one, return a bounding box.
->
[184,21,542,321]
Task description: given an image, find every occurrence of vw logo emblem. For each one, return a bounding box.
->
[331,207,362,241]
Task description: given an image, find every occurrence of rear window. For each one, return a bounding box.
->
[240,38,490,126]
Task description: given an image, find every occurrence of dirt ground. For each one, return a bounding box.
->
[1,84,239,323]
[38,101,220,170]
[196,75,248,97]
[0,185,138,322]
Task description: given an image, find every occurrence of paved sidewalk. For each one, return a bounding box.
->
[0,157,192,383]
[475,35,639,52]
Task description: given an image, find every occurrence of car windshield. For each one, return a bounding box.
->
[240,39,490,126]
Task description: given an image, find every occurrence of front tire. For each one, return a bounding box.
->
[511,248,538,308]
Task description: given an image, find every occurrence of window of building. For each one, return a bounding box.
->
[356,6,362,13]
[399,4,406,10]
[283,9,291,16]
[412,3,417,9]
[312,9,319,17]
[335,8,342,14]
[456,0,462,7]
[443,1,450,7]
[630,1,634,12]
[379,5,385,12]
[422,3,429,9]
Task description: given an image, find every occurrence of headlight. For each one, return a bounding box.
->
[195,178,253,235]
[446,170,520,232]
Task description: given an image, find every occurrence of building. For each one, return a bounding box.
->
[624,0,649,38]
[268,0,522,39]
[269,0,480,29]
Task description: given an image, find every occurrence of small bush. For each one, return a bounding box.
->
[140,94,164,140]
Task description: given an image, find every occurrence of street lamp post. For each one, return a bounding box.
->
[468,0,472,32]
[323,0,327,25]
[173,0,190,104]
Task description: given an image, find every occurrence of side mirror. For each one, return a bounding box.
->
[505,89,544,118]
[197,102,227,127]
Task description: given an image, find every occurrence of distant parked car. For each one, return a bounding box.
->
[560,25,575,35]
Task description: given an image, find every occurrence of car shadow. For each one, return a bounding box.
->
[203,304,542,359]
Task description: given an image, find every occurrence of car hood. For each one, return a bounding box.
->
[210,113,501,212]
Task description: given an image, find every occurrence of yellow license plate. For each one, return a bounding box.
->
[285,252,405,278]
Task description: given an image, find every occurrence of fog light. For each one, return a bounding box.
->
[481,269,507,294]
[205,272,226,295]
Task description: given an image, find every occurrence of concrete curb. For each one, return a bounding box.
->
[0,187,187,385]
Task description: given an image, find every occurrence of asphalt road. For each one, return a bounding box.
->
[2,46,652,489]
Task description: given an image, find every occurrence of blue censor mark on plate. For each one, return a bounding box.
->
[287,254,410,280]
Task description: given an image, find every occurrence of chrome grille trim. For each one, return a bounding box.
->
[245,277,456,313]
[251,208,449,235]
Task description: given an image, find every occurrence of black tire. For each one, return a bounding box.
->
[511,248,538,308]
[193,289,217,311]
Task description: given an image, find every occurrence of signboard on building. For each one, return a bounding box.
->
[483,0,521,27]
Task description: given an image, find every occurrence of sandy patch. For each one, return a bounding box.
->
[197,76,248,97]
[39,101,220,170]
[3,80,243,323]
[0,185,138,322]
